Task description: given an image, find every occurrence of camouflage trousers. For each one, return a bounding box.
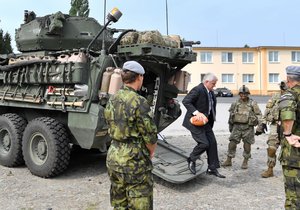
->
[282,165,300,209]
[266,124,280,167]
[229,124,255,144]
[227,124,254,159]
[107,169,153,210]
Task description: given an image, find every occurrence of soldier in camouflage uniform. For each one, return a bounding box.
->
[222,85,262,169]
[278,66,300,209]
[104,61,158,210]
[255,81,288,178]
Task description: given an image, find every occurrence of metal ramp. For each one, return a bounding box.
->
[152,139,207,184]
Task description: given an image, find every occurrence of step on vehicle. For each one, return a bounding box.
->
[0,8,207,183]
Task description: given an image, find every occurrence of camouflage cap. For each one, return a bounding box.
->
[123,61,145,75]
[286,66,300,76]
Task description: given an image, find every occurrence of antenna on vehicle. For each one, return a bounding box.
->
[101,0,107,55]
[87,7,122,53]
[165,0,169,35]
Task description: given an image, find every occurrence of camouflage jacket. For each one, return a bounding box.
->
[104,86,158,174]
[228,98,262,126]
[262,92,281,124]
[279,85,300,168]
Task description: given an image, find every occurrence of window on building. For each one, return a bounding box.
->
[268,51,279,62]
[243,74,254,83]
[222,52,233,63]
[269,73,279,83]
[291,51,300,62]
[200,52,212,63]
[242,52,254,63]
[221,74,234,83]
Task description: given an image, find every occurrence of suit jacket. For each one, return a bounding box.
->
[182,83,216,133]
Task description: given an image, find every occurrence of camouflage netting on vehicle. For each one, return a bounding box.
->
[48,11,65,35]
[120,30,180,48]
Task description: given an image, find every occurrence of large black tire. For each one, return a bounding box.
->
[22,117,71,178]
[0,113,27,167]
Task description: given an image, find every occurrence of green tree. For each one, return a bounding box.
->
[69,0,90,17]
[3,32,12,53]
[0,29,13,54]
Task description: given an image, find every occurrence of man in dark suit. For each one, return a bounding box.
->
[182,73,225,178]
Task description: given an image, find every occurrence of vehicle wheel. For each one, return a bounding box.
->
[22,117,71,178]
[0,113,27,167]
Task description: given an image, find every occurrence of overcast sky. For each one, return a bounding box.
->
[0,0,300,52]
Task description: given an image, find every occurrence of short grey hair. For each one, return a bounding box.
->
[287,74,300,83]
[202,73,218,83]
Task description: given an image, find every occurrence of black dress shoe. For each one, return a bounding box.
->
[206,169,226,178]
[187,158,196,175]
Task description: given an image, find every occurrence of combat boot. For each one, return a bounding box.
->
[222,156,232,167]
[241,159,248,169]
[261,167,274,178]
[241,143,251,169]
[261,148,277,178]
[222,141,236,167]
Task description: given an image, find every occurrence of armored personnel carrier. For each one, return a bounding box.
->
[0,8,206,183]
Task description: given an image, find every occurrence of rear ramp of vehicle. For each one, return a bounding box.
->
[152,139,207,184]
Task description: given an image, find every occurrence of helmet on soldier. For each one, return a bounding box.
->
[238,85,250,94]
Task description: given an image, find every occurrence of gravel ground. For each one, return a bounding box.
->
[0,133,285,210]
[0,97,286,210]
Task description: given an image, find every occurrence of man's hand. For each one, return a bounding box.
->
[255,124,264,135]
[195,112,207,121]
[150,151,155,159]
[146,143,157,159]
[286,135,300,148]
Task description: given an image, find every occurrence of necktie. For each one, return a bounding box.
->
[209,92,216,121]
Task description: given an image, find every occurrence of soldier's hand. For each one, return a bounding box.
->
[262,123,268,133]
[286,135,300,147]
[255,130,263,136]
